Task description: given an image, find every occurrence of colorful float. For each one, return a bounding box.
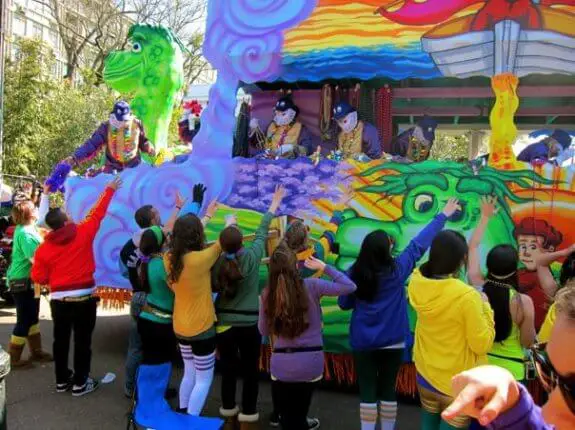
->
[60,1,575,402]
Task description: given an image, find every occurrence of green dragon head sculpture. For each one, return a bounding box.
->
[103,24,185,150]
[334,161,555,271]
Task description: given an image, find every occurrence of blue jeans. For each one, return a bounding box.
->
[125,292,146,396]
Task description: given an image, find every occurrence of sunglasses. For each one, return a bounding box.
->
[531,343,575,414]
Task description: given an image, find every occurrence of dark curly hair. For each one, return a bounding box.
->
[167,214,205,284]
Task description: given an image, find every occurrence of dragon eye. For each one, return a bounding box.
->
[414,194,434,213]
[132,42,142,53]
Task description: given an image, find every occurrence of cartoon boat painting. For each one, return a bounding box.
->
[421,8,575,78]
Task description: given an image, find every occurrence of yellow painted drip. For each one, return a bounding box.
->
[488,73,522,171]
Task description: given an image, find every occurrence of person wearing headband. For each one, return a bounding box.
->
[332,101,382,161]
[214,185,285,429]
[468,198,536,391]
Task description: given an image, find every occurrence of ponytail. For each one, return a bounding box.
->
[218,254,244,299]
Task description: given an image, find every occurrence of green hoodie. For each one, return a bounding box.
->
[215,212,273,327]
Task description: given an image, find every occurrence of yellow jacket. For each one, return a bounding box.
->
[538,303,556,343]
[408,270,495,395]
[165,242,222,338]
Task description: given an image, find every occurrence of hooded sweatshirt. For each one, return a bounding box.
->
[408,269,495,395]
[31,187,116,298]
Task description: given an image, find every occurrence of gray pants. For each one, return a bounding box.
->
[124,292,146,396]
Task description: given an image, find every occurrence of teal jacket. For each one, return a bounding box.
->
[215,212,273,327]
[139,257,174,325]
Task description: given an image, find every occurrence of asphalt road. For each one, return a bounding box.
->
[1,299,421,430]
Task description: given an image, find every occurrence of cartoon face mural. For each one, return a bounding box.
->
[331,161,553,271]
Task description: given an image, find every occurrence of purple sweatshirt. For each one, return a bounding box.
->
[488,384,553,429]
[258,265,356,382]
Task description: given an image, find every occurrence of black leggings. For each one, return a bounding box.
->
[272,380,317,430]
[137,317,176,365]
[217,325,262,415]
[13,290,40,338]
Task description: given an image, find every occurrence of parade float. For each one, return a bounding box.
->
[58,0,575,401]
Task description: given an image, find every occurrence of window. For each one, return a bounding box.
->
[32,22,43,38]
[12,15,26,37]
[49,29,59,49]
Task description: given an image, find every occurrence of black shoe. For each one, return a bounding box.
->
[307,417,321,429]
[269,411,280,427]
[72,378,99,397]
[56,371,74,393]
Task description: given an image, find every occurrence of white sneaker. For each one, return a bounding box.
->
[72,378,99,397]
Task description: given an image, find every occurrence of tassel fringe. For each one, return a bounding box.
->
[258,345,418,397]
[96,287,132,310]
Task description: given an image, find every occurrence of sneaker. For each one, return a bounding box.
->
[56,381,72,393]
[269,411,280,427]
[307,417,321,429]
[56,371,74,393]
[72,378,99,397]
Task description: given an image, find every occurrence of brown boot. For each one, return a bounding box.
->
[238,413,259,430]
[220,406,240,430]
[27,332,53,362]
[8,342,34,369]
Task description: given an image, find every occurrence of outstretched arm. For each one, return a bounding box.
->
[80,177,121,238]
[535,244,574,297]
[306,259,357,298]
[396,199,461,280]
[73,123,108,165]
[468,196,498,287]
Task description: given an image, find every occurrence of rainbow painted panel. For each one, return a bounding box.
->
[278,1,575,81]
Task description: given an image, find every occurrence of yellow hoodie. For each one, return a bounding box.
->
[538,303,556,343]
[408,269,495,395]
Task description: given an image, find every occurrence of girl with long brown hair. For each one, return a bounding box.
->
[215,185,285,430]
[258,244,356,430]
[165,206,230,416]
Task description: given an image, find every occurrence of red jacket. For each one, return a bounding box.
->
[31,187,116,293]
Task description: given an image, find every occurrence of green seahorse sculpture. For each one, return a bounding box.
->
[103,24,185,151]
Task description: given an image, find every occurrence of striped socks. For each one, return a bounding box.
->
[179,345,197,409]
[360,403,377,430]
[379,400,398,430]
[186,351,216,415]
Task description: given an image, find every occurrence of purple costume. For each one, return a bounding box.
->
[488,384,553,429]
[258,265,356,382]
[73,120,154,173]
[357,122,382,160]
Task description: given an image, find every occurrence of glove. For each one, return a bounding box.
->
[193,183,207,205]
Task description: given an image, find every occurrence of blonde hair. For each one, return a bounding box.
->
[555,280,575,321]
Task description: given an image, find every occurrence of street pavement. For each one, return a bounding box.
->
[1,299,421,430]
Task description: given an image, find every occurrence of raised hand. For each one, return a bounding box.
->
[442,198,461,218]
[225,214,238,227]
[480,195,498,218]
[205,200,218,219]
[269,185,286,214]
[193,183,207,205]
[304,256,326,272]
[175,192,186,209]
[107,176,123,191]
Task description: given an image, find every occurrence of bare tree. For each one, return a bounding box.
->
[34,0,208,87]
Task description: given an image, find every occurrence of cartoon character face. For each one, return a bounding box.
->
[517,234,553,271]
